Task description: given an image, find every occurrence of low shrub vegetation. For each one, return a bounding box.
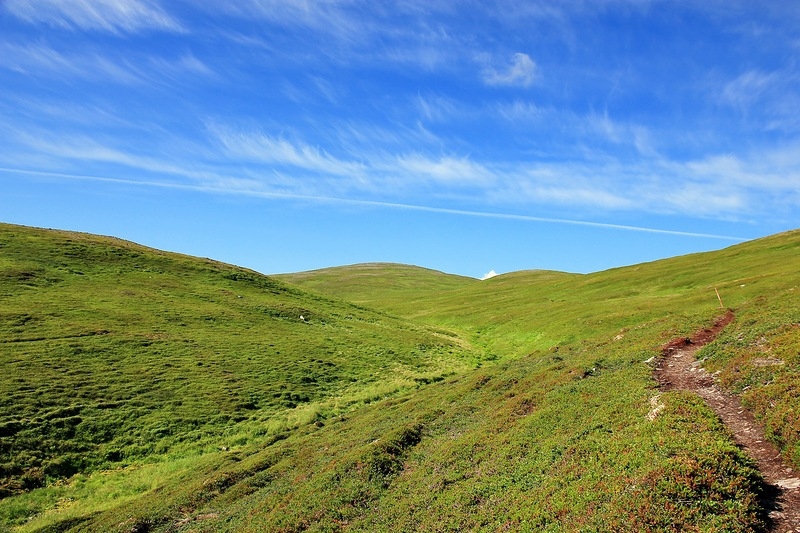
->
[1,223,799,531]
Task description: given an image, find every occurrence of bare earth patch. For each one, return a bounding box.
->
[655,311,800,532]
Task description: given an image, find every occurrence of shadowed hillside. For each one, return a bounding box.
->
[2,224,800,532]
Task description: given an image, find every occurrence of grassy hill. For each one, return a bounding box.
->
[0,224,479,530]
[1,224,799,531]
[277,263,477,307]
[283,234,800,365]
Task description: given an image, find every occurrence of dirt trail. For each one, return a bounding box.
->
[655,311,800,533]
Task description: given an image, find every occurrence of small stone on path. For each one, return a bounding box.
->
[777,478,800,489]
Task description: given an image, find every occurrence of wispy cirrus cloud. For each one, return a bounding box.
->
[480,53,537,87]
[196,121,800,219]
[210,126,366,178]
[0,165,750,243]
[216,0,355,29]
[0,97,133,130]
[0,42,213,85]
[207,0,368,49]
[396,154,494,186]
[4,0,182,34]
[6,131,215,183]
[155,54,213,76]
[718,68,800,132]
[684,151,800,192]
[199,2,489,75]
[7,88,800,226]
[476,136,800,220]
[657,182,746,216]
[581,112,662,158]
[503,181,634,210]
[495,100,546,122]
[209,125,496,189]
[415,93,465,123]
[721,69,781,109]
[44,115,800,220]
[0,43,170,86]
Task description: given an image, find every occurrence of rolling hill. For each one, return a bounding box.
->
[276,263,477,307]
[1,223,799,532]
[0,224,478,530]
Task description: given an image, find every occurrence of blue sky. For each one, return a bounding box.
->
[1,1,799,279]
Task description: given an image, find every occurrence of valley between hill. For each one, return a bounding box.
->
[2,223,800,532]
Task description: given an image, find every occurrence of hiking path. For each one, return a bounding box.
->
[655,311,800,532]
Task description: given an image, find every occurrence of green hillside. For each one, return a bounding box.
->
[277,263,478,307]
[2,224,799,532]
[285,235,800,364]
[0,224,478,530]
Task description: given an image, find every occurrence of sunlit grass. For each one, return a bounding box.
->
[2,223,799,531]
[0,223,478,530]
[5,454,221,532]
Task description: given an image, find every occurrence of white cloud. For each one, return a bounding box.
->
[718,68,800,132]
[496,100,546,122]
[586,111,623,143]
[4,0,182,34]
[203,2,469,75]
[0,165,749,242]
[9,133,218,183]
[682,151,800,192]
[482,53,537,87]
[396,154,494,185]
[721,70,781,109]
[149,54,215,81]
[332,120,441,154]
[0,43,213,85]
[0,43,141,84]
[631,127,659,158]
[0,97,134,130]
[481,270,498,280]
[520,184,633,210]
[209,0,364,46]
[416,94,462,123]
[657,182,745,216]
[581,113,662,158]
[211,126,365,178]
[8,91,800,225]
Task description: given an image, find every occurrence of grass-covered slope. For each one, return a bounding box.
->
[2,225,799,532]
[286,233,800,364]
[0,224,478,525]
[277,263,477,307]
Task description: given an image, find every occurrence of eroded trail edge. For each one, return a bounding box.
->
[654,311,800,532]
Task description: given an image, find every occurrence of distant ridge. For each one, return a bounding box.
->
[276,262,477,307]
